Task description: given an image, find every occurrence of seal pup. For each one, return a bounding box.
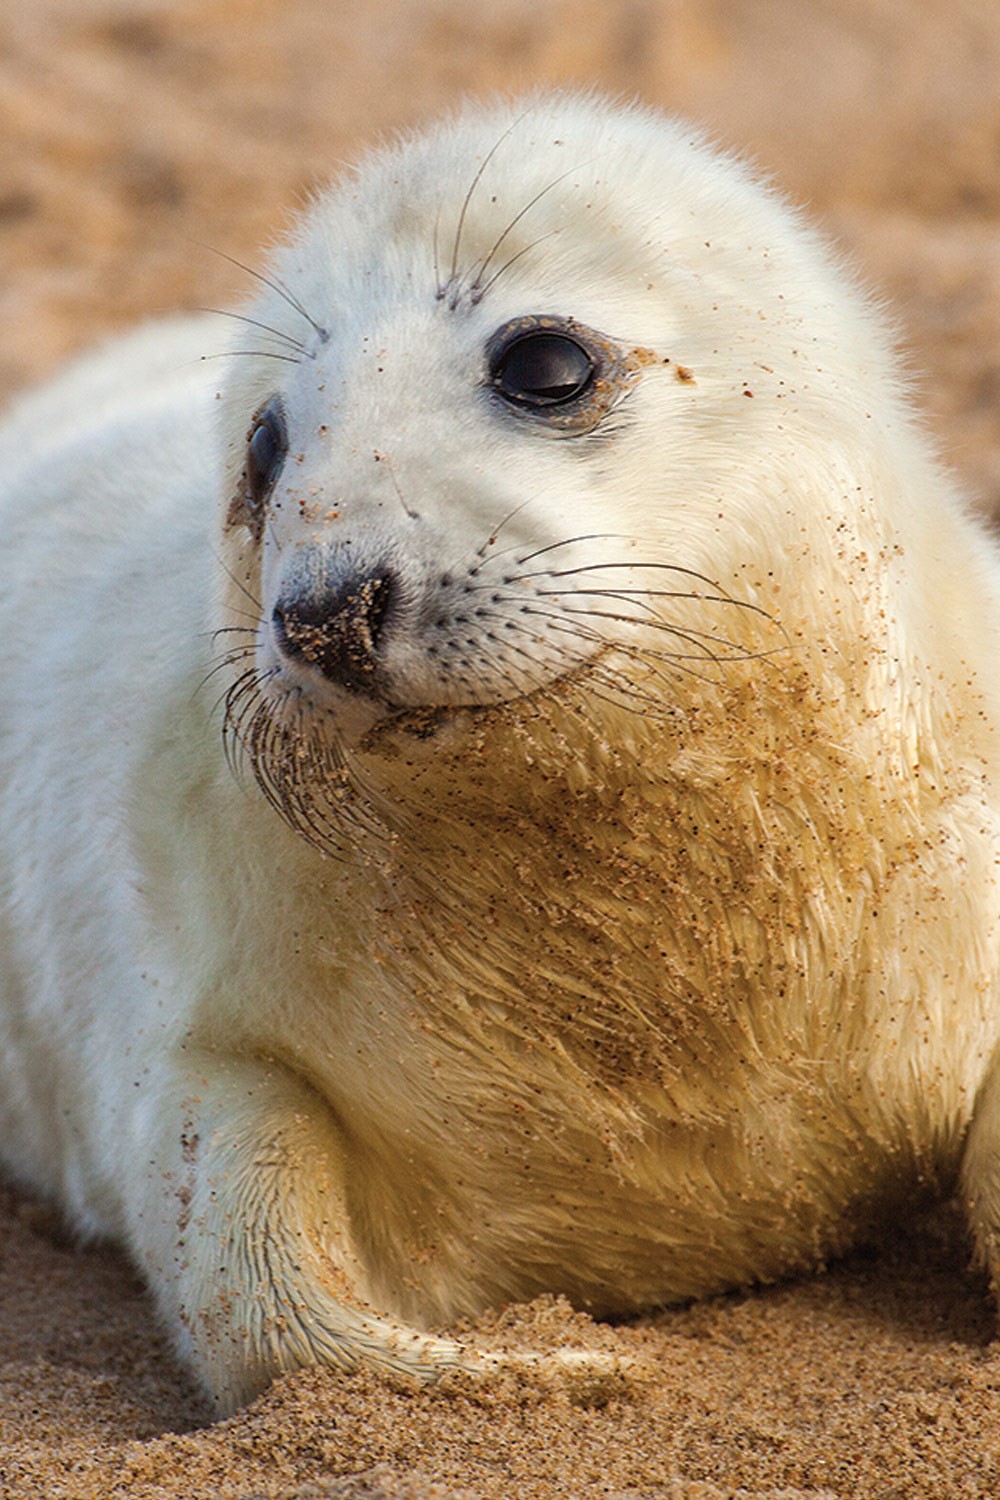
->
[2,92,1000,1416]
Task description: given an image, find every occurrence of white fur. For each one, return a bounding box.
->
[3,93,1000,1413]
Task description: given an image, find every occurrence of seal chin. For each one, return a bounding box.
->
[358,701,499,755]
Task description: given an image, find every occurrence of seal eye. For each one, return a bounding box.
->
[485,316,633,436]
[247,400,288,513]
[491,332,594,409]
[228,398,288,540]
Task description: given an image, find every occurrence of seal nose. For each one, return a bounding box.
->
[272,563,397,695]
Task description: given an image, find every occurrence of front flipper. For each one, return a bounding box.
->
[125,1056,477,1414]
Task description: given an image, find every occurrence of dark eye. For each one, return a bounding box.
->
[246,399,288,516]
[491,332,594,409]
[483,316,632,436]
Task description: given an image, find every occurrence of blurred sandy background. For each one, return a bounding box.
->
[3,1,1000,1495]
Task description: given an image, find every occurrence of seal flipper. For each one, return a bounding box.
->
[123,1053,628,1413]
[125,1055,475,1413]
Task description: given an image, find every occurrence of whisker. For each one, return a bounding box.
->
[205,623,259,642]
[373,449,419,521]
[444,112,532,298]
[195,308,309,355]
[518,602,777,665]
[203,639,256,670]
[536,587,773,655]
[473,497,536,560]
[536,563,779,621]
[469,159,592,299]
[583,673,676,720]
[200,349,304,366]
[220,666,276,773]
[220,663,271,723]
[211,544,263,616]
[499,533,625,570]
[432,204,442,297]
[196,645,257,700]
[484,543,746,600]
[471,230,560,304]
[196,244,329,342]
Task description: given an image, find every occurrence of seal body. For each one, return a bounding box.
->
[3,94,1000,1413]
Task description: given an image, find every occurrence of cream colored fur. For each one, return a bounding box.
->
[2,94,1000,1414]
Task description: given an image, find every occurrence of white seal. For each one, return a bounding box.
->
[3,93,1000,1415]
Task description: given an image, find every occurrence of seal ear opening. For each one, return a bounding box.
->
[272,552,398,697]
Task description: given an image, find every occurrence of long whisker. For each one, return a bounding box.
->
[196,244,329,342]
[536,587,779,653]
[491,533,623,570]
[201,350,303,366]
[471,231,560,304]
[501,557,781,628]
[476,534,746,600]
[473,578,734,614]
[469,160,592,298]
[473,497,536,560]
[206,622,260,641]
[196,645,258,701]
[195,308,310,355]
[444,112,533,298]
[518,602,781,664]
[211,545,263,616]
[536,567,779,627]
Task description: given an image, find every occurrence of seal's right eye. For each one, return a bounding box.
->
[246,400,288,515]
[228,399,288,540]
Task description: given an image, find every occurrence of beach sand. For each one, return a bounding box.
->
[3,2,1000,1494]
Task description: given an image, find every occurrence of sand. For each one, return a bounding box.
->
[3,2,1000,1495]
[4,1188,1000,1497]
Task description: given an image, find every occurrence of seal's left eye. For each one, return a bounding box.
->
[491,332,594,409]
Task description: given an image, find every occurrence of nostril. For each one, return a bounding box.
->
[272,566,398,696]
[274,572,393,646]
